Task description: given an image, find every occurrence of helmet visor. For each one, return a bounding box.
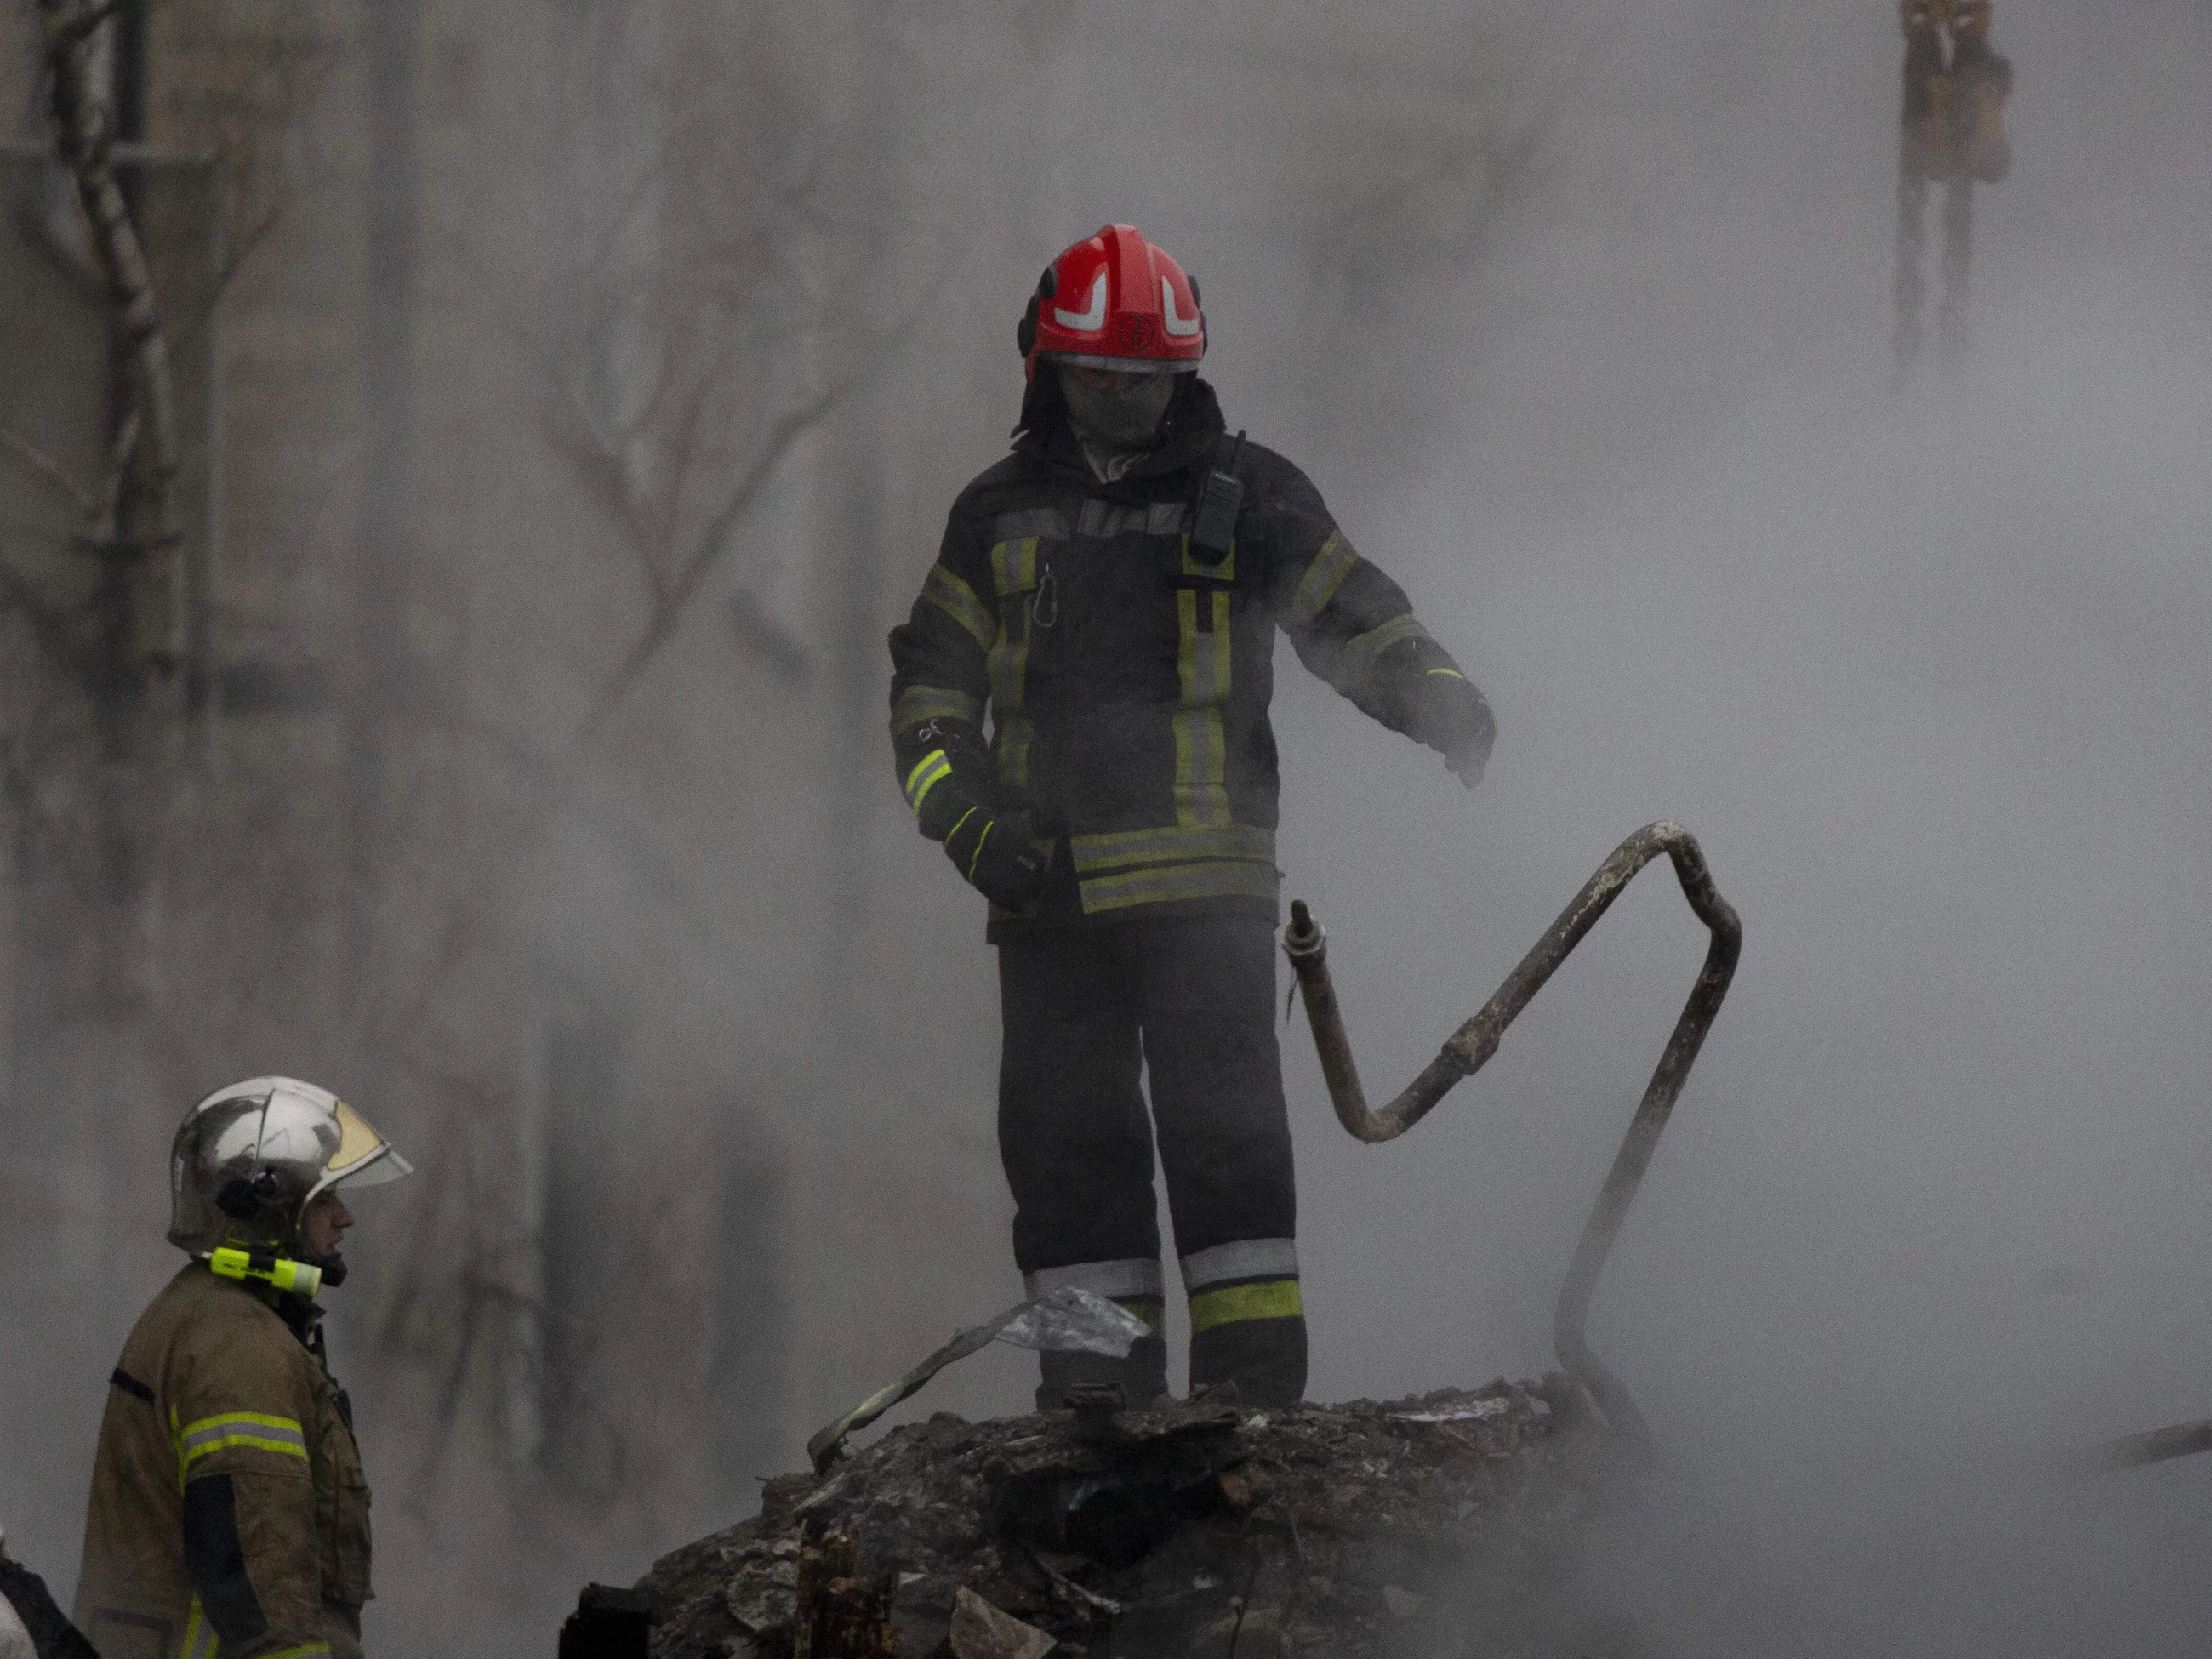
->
[322,1099,412,1190]
[1044,351,1196,375]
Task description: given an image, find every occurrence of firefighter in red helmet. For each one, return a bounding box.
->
[889,225,1494,1407]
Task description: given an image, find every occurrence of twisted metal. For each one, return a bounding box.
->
[1280,822,1742,1443]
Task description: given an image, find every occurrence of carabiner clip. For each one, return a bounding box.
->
[1031,562,1058,630]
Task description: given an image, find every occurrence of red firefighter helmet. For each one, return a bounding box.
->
[1018,224,1206,376]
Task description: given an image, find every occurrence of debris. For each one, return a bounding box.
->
[640,1377,1619,1658]
[557,1583,653,1659]
[1388,1400,1511,1424]
[793,1525,897,1659]
[995,1291,1149,1359]
[949,1588,1057,1659]
[807,1290,1150,1472]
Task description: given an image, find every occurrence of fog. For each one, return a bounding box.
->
[6,0,2212,1654]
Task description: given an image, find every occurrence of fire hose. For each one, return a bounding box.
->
[1280,821,1742,1445]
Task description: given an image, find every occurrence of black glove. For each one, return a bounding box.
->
[1413,670,1496,790]
[898,718,1051,910]
[943,801,1050,911]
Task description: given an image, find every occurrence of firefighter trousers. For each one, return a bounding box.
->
[997,913,1307,1409]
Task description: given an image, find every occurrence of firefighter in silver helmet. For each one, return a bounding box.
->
[75,1079,410,1659]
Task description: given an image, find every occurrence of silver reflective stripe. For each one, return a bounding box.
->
[1024,1257,1166,1301]
[1074,499,1176,540]
[992,507,1069,544]
[1182,1237,1300,1291]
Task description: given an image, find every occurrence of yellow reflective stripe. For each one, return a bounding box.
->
[1189,1280,1304,1335]
[1116,1297,1165,1333]
[891,685,983,733]
[1169,556,1233,828]
[180,1409,305,1438]
[1291,532,1360,623]
[986,538,1041,716]
[1069,824,1274,874]
[989,535,1040,597]
[988,604,1032,715]
[995,712,1034,790]
[182,1595,218,1659]
[183,1432,310,1468]
[1427,666,1464,679]
[179,1410,308,1473]
[922,564,994,651]
[1179,530,1235,581]
[1171,709,1229,829]
[945,806,978,847]
[1078,858,1280,915]
[1175,588,1230,710]
[1343,612,1430,668]
[966,820,995,880]
[267,1645,332,1658]
[904,750,953,812]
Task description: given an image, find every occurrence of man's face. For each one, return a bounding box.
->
[1055,361,1177,449]
[300,1190,353,1259]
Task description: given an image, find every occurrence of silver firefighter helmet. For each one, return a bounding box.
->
[168,1076,413,1257]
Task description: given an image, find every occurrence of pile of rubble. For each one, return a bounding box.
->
[639,1376,1624,1659]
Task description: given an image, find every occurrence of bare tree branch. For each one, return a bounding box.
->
[38,0,127,48]
[0,425,94,515]
[586,375,855,722]
[37,0,185,655]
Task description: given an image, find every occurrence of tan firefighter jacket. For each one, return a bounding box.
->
[75,1264,371,1659]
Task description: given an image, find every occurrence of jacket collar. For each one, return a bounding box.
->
[198,1258,324,1345]
[1013,375,1229,489]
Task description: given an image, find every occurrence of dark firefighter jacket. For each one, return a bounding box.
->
[76,1265,372,1659]
[889,376,1489,938]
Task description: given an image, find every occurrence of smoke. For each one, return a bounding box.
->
[6,1,2212,1655]
[1270,1,2212,1652]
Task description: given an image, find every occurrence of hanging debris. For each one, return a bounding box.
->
[1893,0,2015,375]
[640,1378,1622,1659]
